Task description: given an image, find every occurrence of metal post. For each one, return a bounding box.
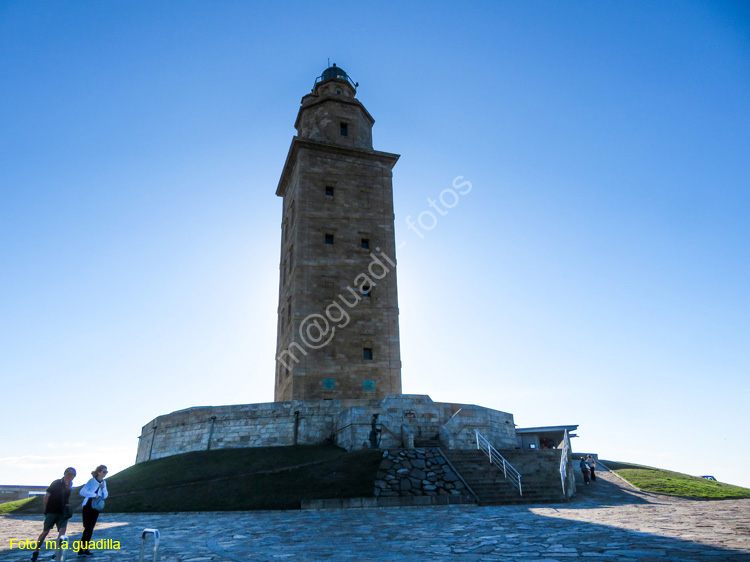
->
[54,535,68,562]
[139,529,160,562]
[207,415,217,450]
[148,425,157,461]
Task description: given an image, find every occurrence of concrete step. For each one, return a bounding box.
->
[414,440,442,448]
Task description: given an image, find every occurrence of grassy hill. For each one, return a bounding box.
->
[5,449,749,515]
[602,460,750,499]
[3,445,382,514]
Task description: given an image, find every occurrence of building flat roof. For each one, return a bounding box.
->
[515,425,579,433]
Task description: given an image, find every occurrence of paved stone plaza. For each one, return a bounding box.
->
[2,470,748,561]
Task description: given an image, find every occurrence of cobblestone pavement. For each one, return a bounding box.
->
[2,470,749,561]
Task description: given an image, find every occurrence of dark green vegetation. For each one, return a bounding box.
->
[10,445,382,513]
[603,460,750,499]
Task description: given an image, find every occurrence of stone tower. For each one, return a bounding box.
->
[274,64,402,401]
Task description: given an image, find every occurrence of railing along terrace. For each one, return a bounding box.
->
[474,430,523,495]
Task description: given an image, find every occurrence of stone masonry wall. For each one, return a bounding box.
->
[136,399,378,463]
[438,403,517,449]
[136,394,517,464]
[374,448,472,500]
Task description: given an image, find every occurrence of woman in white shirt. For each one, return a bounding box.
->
[78,464,108,556]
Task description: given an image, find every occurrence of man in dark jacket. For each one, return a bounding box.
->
[29,467,76,562]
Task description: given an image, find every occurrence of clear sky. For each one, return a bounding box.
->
[2,1,749,489]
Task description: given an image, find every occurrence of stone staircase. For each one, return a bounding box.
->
[411,424,442,448]
[443,449,567,505]
[414,438,442,448]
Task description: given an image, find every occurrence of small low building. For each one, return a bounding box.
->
[0,485,47,503]
[515,425,579,450]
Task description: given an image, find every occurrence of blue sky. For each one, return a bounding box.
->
[1,1,749,489]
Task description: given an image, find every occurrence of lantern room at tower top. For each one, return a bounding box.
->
[315,63,358,89]
[279,63,376,155]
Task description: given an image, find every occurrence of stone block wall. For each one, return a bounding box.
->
[438,403,516,449]
[136,394,518,464]
[374,448,473,500]
[136,399,378,463]
[333,405,403,451]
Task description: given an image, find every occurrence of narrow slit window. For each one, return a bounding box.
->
[325,186,334,197]
[361,238,370,249]
[362,284,371,298]
[363,347,373,360]
[325,233,334,245]
[340,122,348,136]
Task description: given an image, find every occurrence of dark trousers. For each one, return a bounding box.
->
[581,468,590,483]
[590,467,596,481]
[80,502,100,548]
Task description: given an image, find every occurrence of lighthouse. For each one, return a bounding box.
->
[274,64,402,401]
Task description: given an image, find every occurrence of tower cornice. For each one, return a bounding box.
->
[294,95,375,131]
[276,137,400,197]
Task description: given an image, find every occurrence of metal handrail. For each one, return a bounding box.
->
[438,448,480,504]
[314,73,357,89]
[560,429,571,496]
[331,422,399,441]
[139,529,160,562]
[474,430,522,495]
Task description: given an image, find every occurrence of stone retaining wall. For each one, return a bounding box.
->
[136,394,517,463]
[301,494,475,509]
[374,448,473,500]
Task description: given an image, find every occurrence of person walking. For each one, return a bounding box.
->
[579,456,591,484]
[368,413,381,449]
[77,465,109,556]
[29,467,76,562]
[587,455,597,482]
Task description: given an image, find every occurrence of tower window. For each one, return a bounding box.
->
[322,378,335,390]
[336,89,342,95]
[340,122,348,136]
[362,284,371,298]
[325,186,334,197]
[363,347,373,360]
[363,380,375,392]
[361,238,370,249]
[325,233,334,245]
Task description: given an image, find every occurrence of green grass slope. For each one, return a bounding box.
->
[602,460,750,499]
[0,498,34,514]
[9,445,382,513]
